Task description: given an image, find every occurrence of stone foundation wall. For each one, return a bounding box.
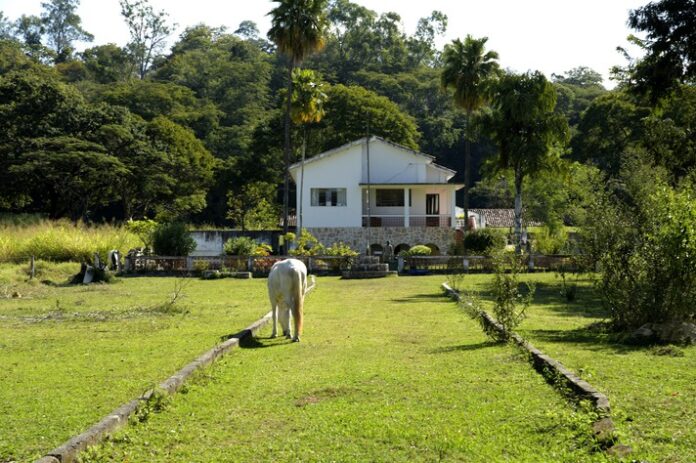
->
[308,227,457,255]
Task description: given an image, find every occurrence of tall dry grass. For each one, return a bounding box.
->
[0,218,143,263]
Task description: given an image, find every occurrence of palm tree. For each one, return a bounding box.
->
[290,68,328,236]
[267,0,328,244]
[441,35,499,237]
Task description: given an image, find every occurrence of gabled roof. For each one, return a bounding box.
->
[289,136,443,171]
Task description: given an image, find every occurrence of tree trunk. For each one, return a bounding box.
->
[298,125,307,237]
[462,110,472,252]
[514,168,523,254]
[282,61,294,249]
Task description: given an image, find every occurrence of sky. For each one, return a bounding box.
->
[0,0,648,87]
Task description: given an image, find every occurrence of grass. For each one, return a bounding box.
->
[0,263,270,462]
[0,218,142,263]
[75,276,610,463]
[2,264,692,462]
[457,272,696,463]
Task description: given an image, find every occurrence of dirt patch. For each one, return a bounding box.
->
[295,386,359,407]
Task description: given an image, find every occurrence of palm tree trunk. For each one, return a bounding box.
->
[282,61,294,250]
[514,167,523,254]
[298,125,307,237]
[463,110,472,252]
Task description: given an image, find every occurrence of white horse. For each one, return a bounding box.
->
[267,258,315,342]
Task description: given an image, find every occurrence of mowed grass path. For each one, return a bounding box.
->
[89,276,609,463]
[0,265,270,462]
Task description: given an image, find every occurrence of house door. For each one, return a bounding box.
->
[426,194,440,226]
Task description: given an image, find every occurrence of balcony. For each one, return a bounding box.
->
[361,215,452,228]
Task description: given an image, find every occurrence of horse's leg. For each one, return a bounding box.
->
[270,295,278,338]
[279,305,291,338]
[291,296,303,342]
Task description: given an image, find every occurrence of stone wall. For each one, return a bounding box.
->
[308,227,457,255]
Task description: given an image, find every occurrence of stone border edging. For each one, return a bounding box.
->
[34,311,272,463]
[441,283,611,413]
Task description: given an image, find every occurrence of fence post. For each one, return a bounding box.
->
[30,255,35,279]
[397,256,404,273]
[308,256,313,273]
[528,254,535,272]
[247,256,253,272]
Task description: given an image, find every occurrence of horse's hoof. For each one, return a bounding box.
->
[292,337,300,343]
[270,333,277,338]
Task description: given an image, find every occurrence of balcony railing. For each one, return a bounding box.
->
[361,215,452,228]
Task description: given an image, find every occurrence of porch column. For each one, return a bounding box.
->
[404,188,410,228]
[450,188,457,229]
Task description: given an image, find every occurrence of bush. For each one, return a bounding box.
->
[489,251,535,340]
[290,229,324,256]
[533,227,569,255]
[451,229,506,255]
[399,245,432,257]
[323,242,359,257]
[583,164,696,329]
[152,223,196,256]
[223,237,271,256]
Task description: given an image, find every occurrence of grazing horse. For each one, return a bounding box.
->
[267,258,315,342]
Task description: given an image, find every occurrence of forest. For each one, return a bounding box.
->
[0,0,693,235]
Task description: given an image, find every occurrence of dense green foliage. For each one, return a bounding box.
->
[151,222,196,256]
[223,236,271,256]
[458,228,506,255]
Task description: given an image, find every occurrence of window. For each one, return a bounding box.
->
[311,188,346,206]
[376,189,411,207]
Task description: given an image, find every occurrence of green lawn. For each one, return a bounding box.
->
[78,276,610,463]
[0,263,270,462]
[2,266,692,462]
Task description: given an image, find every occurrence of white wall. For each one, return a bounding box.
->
[291,139,458,228]
[293,144,363,228]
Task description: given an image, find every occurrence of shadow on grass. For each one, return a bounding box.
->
[523,323,650,354]
[235,334,295,349]
[391,293,449,303]
[430,340,499,354]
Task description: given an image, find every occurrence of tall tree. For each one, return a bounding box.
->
[119,0,175,79]
[267,0,328,240]
[485,71,569,251]
[627,0,696,102]
[40,0,93,63]
[441,35,499,235]
[0,12,14,40]
[290,68,327,234]
[13,14,53,62]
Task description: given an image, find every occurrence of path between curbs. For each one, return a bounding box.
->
[441,282,629,454]
[34,311,273,463]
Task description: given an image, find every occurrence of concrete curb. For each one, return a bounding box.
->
[35,311,272,463]
[442,283,611,413]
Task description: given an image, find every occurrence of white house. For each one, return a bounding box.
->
[289,137,464,254]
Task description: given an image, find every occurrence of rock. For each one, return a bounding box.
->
[652,321,696,345]
[11,291,21,298]
[606,444,632,458]
[630,324,656,343]
[592,417,616,444]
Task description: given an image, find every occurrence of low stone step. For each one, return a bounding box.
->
[341,270,398,279]
[352,263,389,272]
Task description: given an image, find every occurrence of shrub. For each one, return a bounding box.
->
[451,229,506,255]
[290,229,325,256]
[223,237,272,256]
[583,164,696,329]
[533,227,569,255]
[399,245,432,257]
[152,223,196,256]
[125,219,158,251]
[489,251,535,340]
[323,242,359,257]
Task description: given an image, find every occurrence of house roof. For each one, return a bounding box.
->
[289,136,449,172]
[359,183,465,189]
